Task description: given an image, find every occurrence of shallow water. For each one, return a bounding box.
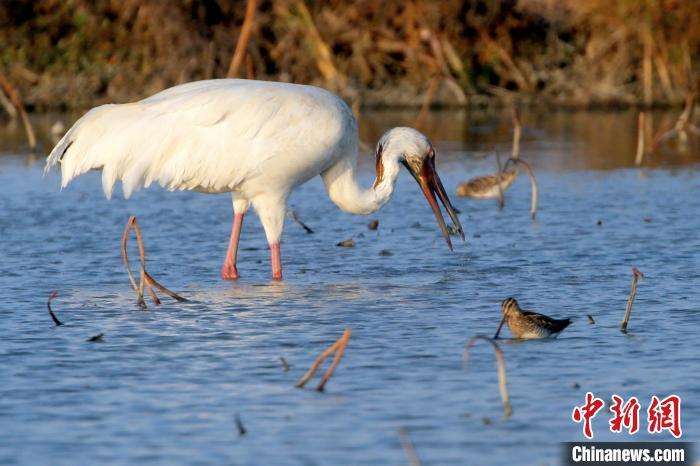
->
[1,109,699,465]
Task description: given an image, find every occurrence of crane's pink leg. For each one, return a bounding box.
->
[221,213,244,280]
[270,242,283,280]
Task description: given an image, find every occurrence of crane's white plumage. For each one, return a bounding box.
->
[46,79,463,279]
[47,79,354,199]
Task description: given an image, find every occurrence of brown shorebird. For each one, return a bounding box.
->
[494,297,571,339]
[456,161,519,198]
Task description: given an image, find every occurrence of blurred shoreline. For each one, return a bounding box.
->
[3,107,698,171]
[1,0,698,112]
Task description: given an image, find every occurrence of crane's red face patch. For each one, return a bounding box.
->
[373,144,384,189]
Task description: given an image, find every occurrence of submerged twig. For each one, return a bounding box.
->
[277,356,290,372]
[227,0,257,78]
[620,267,644,333]
[235,413,247,436]
[295,329,352,391]
[399,427,423,466]
[287,211,314,233]
[495,152,505,209]
[0,72,37,151]
[47,291,63,326]
[122,216,187,308]
[512,159,538,221]
[464,336,512,419]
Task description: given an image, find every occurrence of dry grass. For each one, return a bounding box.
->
[0,1,697,110]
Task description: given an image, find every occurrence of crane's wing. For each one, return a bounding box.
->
[45,79,349,199]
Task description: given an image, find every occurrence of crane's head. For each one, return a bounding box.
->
[378,127,464,249]
[494,297,520,338]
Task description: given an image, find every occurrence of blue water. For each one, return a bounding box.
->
[1,115,699,465]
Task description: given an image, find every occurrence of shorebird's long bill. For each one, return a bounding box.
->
[407,155,465,250]
[494,314,507,339]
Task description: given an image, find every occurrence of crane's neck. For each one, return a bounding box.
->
[321,150,402,215]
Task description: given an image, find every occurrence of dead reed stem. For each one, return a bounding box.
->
[121,216,187,308]
[227,0,257,78]
[414,76,440,131]
[620,267,644,333]
[651,91,698,152]
[642,30,653,107]
[513,159,538,221]
[246,53,255,79]
[287,211,314,233]
[0,86,17,118]
[0,72,36,151]
[495,152,505,209]
[47,291,63,326]
[399,427,423,466]
[277,356,290,371]
[635,112,646,166]
[235,413,247,436]
[292,1,342,86]
[295,329,352,391]
[464,336,512,419]
[511,107,521,161]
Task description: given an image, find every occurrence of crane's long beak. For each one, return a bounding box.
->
[404,155,465,250]
[494,314,507,339]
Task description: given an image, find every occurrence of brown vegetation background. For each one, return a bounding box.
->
[1,0,699,110]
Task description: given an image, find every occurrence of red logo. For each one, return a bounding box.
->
[647,395,682,438]
[572,392,605,439]
[609,395,641,434]
[572,393,682,439]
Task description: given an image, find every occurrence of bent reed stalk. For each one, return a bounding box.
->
[122,216,187,308]
[464,335,513,419]
[296,329,352,391]
[620,267,644,333]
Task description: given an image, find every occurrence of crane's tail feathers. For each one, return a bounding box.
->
[44,103,212,199]
[44,104,128,198]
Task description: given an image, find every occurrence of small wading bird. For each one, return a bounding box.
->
[45,79,464,280]
[494,297,571,339]
[455,159,519,198]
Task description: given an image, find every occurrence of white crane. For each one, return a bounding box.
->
[45,79,464,280]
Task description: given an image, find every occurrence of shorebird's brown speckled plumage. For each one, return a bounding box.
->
[456,169,519,198]
[494,297,571,339]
